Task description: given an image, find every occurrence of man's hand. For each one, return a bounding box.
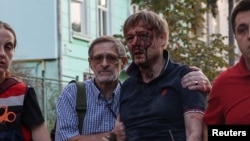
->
[111,115,126,141]
[181,66,211,93]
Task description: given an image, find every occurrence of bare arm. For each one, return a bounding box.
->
[67,132,110,141]
[182,66,212,93]
[31,123,51,141]
[184,112,204,141]
[203,123,208,141]
[111,115,126,141]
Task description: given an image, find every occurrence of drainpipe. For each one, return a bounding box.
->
[35,59,46,122]
[228,0,235,66]
[57,0,62,91]
[206,1,210,47]
[41,60,46,124]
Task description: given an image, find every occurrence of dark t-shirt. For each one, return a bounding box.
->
[120,52,206,141]
[0,80,44,141]
[22,87,45,129]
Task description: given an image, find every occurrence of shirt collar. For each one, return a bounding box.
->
[90,79,121,100]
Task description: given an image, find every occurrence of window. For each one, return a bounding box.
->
[131,4,140,14]
[71,0,89,36]
[98,0,108,36]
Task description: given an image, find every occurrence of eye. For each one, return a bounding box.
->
[106,54,118,61]
[125,35,134,43]
[136,31,151,40]
[4,43,14,51]
[92,55,103,61]
[106,54,120,64]
[237,25,248,34]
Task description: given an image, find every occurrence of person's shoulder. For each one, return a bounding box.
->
[168,59,189,69]
[83,79,94,86]
[61,79,93,95]
[168,60,190,76]
[2,78,27,98]
[214,65,237,81]
[210,65,238,92]
[121,75,133,85]
[9,78,27,89]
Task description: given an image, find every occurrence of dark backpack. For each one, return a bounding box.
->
[50,80,87,141]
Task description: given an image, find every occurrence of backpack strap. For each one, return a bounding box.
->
[0,78,19,94]
[50,80,87,141]
[69,80,87,134]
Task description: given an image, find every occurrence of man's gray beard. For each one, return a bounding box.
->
[96,75,117,83]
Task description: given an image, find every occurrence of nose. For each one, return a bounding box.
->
[100,57,109,66]
[248,27,250,39]
[130,36,139,46]
[0,46,6,58]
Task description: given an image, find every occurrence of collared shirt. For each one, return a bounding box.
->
[55,79,120,141]
[204,55,250,124]
[121,50,206,141]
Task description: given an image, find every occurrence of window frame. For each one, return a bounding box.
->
[70,0,91,40]
[98,0,109,36]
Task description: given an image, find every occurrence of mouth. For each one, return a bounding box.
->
[133,51,145,58]
[132,48,145,54]
[99,70,112,74]
[134,51,143,55]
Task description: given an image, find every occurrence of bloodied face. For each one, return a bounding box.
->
[125,21,164,67]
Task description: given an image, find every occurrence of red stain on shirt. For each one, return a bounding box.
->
[161,89,167,96]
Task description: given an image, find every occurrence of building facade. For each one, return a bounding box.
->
[0,0,131,130]
[0,0,240,131]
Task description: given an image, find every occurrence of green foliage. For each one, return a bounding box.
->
[119,70,129,83]
[125,0,237,82]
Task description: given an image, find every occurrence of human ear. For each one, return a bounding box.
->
[159,34,167,47]
[121,57,128,69]
[88,58,93,70]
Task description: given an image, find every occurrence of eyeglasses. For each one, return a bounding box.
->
[90,54,122,64]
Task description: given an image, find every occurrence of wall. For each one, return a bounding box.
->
[0,0,58,60]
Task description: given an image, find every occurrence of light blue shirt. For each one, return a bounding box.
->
[55,79,120,141]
